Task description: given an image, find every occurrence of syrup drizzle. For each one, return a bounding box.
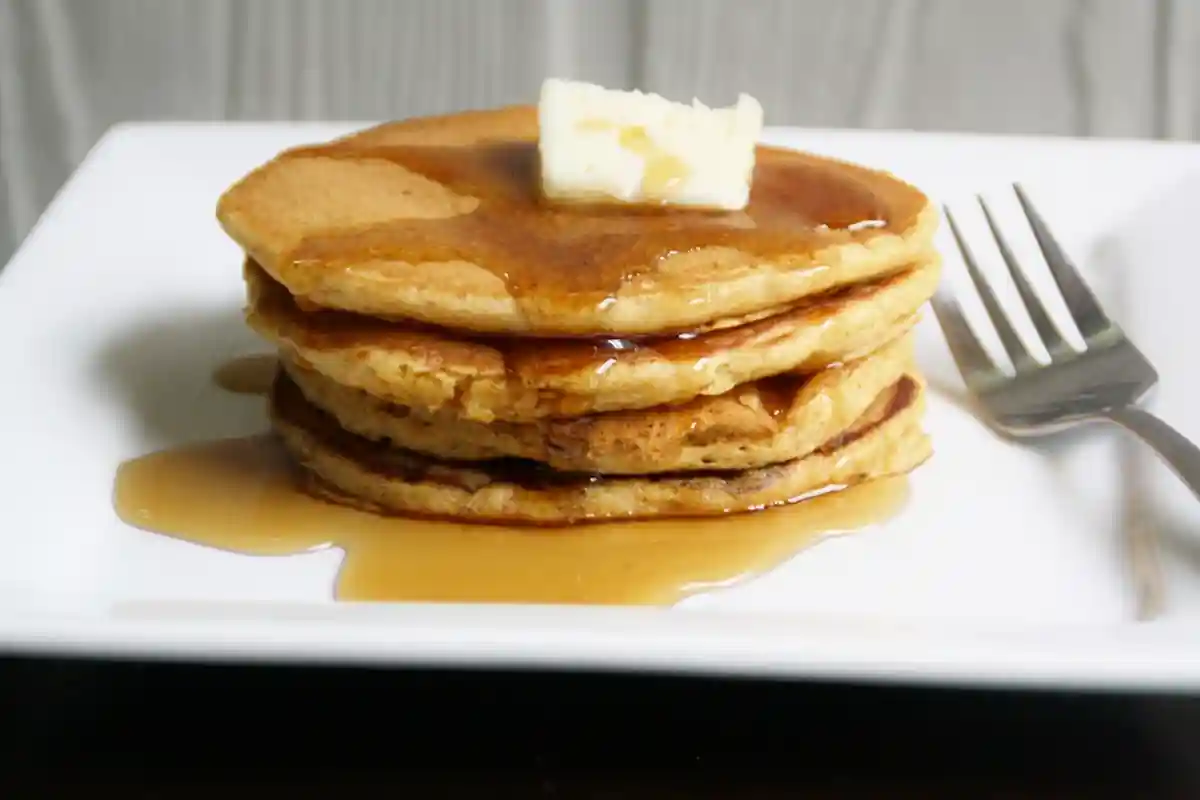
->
[112,356,909,605]
[282,139,924,318]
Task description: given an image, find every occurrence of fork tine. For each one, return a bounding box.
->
[944,206,1038,371]
[930,282,1001,392]
[1012,183,1112,340]
[976,196,1074,359]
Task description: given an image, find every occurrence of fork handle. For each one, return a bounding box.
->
[1104,406,1200,501]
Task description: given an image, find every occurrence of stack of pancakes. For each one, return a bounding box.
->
[217,107,940,525]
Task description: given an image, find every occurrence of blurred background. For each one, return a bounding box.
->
[2,0,1198,264]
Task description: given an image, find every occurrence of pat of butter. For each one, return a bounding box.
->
[537,78,763,210]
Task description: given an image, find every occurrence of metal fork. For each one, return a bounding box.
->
[933,184,1200,620]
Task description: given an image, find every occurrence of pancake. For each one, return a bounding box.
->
[246,257,939,422]
[218,106,938,336]
[281,330,916,474]
[270,369,931,525]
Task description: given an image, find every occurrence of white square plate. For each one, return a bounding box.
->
[3,122,1200,690]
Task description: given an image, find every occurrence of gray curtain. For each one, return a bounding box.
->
[3,0,1197,264]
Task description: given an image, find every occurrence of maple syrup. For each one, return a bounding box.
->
[283,139,923,317]
[114,434,908,605]
[111,356,910,605]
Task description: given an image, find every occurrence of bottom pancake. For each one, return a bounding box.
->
[270,371,931,526]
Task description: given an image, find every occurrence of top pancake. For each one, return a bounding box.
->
[217,106,937,336]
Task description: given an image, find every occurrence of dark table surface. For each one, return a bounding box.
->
[3,656,1200,797]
